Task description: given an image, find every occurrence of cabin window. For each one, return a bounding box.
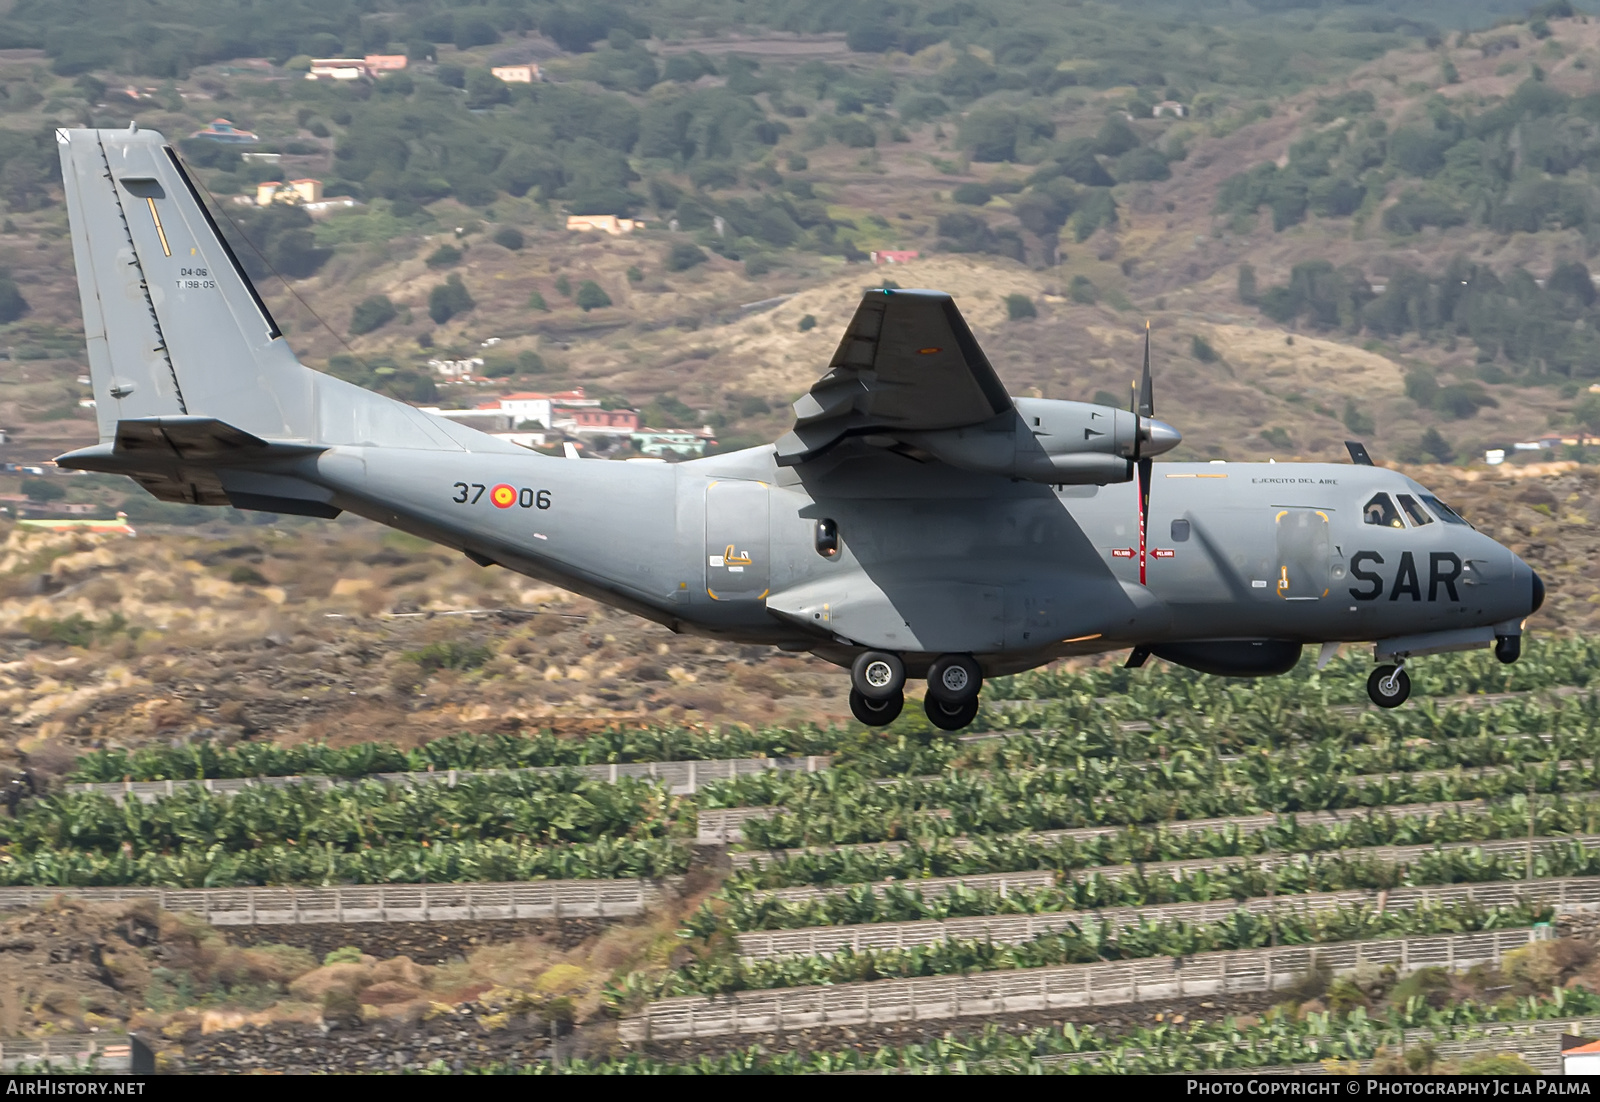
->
[1363,493,1403,528]
[1421,495,1472,527]
[1170,518,1191,542]
[1396,494,1433,527]
[815,518,839,557]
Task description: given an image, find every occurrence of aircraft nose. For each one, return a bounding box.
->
[1143,418,1182,457]
[1531,570,1545,614]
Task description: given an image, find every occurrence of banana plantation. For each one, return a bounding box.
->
[16,635,1600,1071]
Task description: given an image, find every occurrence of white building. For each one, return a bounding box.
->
[426,357,484,379]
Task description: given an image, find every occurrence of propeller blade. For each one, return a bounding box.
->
[1138,455,1152,586]
[1138,321,1154,419]
[1136,322,1154,585]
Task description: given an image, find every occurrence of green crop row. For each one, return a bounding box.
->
[975,695,1600,772]
[3,773,690,858]
[727,761,1600,849]
[476,990,1600,1073]
[726,797,1600,890]
[615,899,1548,1002]
[704,719,1600,814]
[707,842,1600,933]
[0,836,691,887]
[66,724,848,783]
[987,636,1600,708]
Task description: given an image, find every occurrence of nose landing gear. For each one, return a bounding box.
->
[1367,661,1411,708]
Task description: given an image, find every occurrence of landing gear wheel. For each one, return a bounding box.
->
[924,693,980,732]
[850,651,905,700]
[1367,665,1411,708]
[926,654,983,706]
[850,688,904,727]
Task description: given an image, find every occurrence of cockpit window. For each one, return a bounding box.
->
[1421,494,1471,527]
[1363,493,1404,528]
[1396,494,1433,526]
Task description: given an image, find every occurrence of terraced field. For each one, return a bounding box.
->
[14,638,1600,1071]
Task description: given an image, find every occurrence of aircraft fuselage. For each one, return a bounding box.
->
[304,444,1536,678]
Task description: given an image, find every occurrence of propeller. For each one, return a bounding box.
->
[1127,322,1182,586]
[1129,323,1155,584]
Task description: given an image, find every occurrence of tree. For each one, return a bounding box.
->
[0,273,28,323]
[575,281,613,311]
[798,314,817,332]
[1191,335,1218,363]
[428,274,475,325]
[426,244,462,269]
[21,478,63,503]
[1005,294,1037,321]
[349,295,397,336]
[493,227,524,251]
[952,183,992,206]
[1419,427,1455,463]
[1237,263,1258,305]
[666,243,708,272]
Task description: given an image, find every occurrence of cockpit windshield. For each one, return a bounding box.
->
[1420,494,1472,527]
[1396,494,1433,526]
[1363,493,1404,528]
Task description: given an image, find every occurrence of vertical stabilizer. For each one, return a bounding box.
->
[58,126,313,442]
[56,127,520,455]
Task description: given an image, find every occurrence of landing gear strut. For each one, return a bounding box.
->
[1367,662,1411,708]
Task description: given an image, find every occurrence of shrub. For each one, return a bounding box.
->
[575,280,613,311]
[425,244,463,269]
[349,295,397,336]
[528,290,549,311]
[798,314,817,332]
[1069,275,1097,305]
[666,242,708,272]
[0,273,29,323]
[952,183,992,206]
[554,274,571,297]
[1419,427,1455,463]
[322,946,363,966]
[1191,334,1218,363]
[229,565,268,586]
[403,640,493,672]
[21,478,63,502]
[1004,293,1037,321]
[493,227,524,251]
[428,274,475,325]
[627,265,644,283]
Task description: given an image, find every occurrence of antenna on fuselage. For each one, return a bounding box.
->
[1345,441,1374,466]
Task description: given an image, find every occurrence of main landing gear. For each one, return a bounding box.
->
[848,651,983,731]
[1367,662,1411,708]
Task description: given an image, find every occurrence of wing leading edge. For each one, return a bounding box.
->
[775,289,1013,466]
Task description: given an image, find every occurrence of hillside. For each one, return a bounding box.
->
[0,1,1591,749]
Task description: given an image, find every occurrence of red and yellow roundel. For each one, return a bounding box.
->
[489,483,517,509]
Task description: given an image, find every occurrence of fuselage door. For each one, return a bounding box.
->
[1274,508,1333,601]
[705,479,770,601]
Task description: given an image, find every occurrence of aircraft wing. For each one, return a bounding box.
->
[775,289,1013,466]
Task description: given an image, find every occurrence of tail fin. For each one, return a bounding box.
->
[56,127,516,456]
[58,125,313,442]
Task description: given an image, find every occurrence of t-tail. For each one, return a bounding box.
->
[52,126,522,515]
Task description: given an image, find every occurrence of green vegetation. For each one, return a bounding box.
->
[428,273,475,325]
[69,725,847,782]
[626,899,1549,1000]
[1004,293,1037,321]
[348,294,397,336]
[575,279,613,311]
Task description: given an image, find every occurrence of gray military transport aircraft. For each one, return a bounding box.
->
[51,127,1545,730]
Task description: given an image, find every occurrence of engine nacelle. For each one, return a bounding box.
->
[902,398,1180,485]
